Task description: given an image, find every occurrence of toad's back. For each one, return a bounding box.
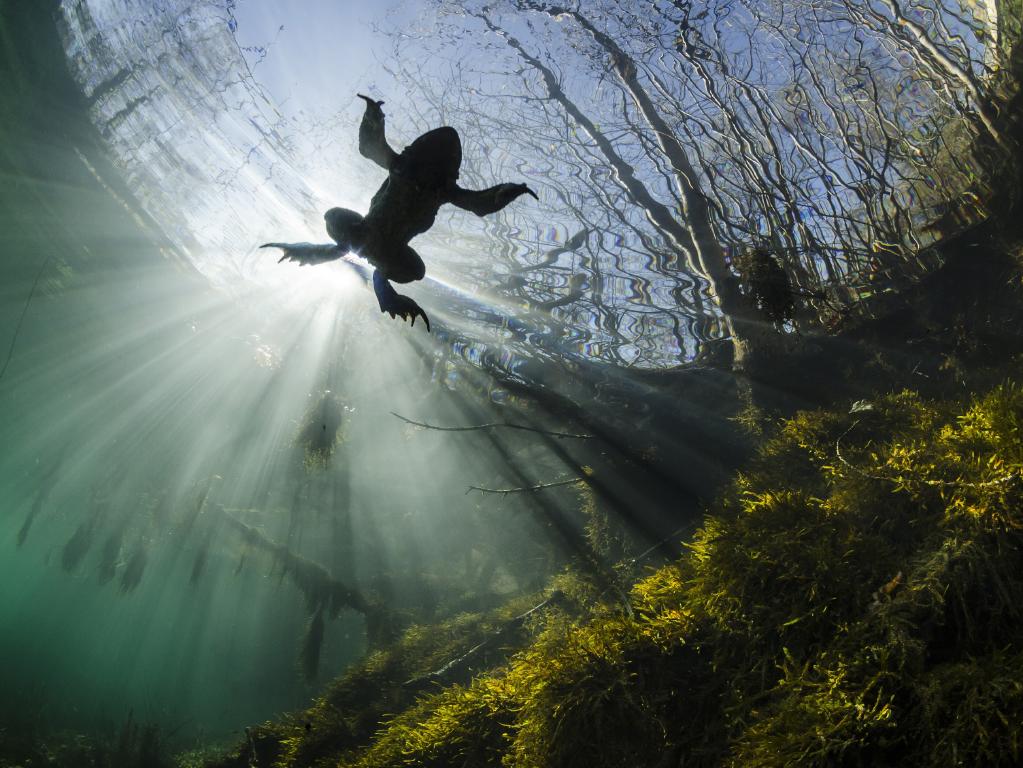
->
[362,127,463,249]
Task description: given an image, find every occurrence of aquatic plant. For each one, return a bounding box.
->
[119,542,148,594]
[189,537,210,585]
[96,529,123,585]
[113,713,169,768]
[296,392,348,470]
[201,587,568,768]
[17,457,62,548]
[300,607,327,682]
[213,507,401,683]
[204,377,1023,767]
[0,714,174,768]
[218,509,376,620]
[0,253,52,384]
[60,519,96,573]
[733,248,796,328]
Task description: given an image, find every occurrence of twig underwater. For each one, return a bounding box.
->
[403,591,565,690]
[391,411,592,439]
[466,477,588,495]
[0,253,53,384]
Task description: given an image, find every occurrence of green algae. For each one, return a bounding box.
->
[204,378,1023,767]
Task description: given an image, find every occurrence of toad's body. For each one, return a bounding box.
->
[263,95,535,330]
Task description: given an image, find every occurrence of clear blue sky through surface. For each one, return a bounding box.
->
[232,0,419,120]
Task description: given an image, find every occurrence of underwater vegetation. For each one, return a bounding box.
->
[60,519,96,573]
[217,509,379,679]
[96,529,123,585]
[17,458,62,547]
[190,536,211,585]
[0,712,174,768]
[204,374,1023,767]
[296,393,349,470]
[733,248,796,329]
[118,542,148,594]
[300,608,328,684]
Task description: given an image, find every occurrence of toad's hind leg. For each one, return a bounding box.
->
[380,244,426,284]
[371,246,429,330]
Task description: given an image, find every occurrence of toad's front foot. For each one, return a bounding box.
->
[496,183,538,207]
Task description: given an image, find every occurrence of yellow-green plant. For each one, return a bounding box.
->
[204,380,1023,768]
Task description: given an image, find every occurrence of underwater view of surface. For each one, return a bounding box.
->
[3,0,1023,766]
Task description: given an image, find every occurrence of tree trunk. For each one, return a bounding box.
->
[512,3,778,377]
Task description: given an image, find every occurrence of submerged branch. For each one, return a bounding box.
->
[391,411,591,439]
[217,506,374,616]
[0,253,52,384]
[466,477,587,495]
[403,591,565,690]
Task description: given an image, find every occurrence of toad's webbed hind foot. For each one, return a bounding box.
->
[382,293,431,331]
[373,271,430,331]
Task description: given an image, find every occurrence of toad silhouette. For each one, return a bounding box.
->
[262,94,537,331]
